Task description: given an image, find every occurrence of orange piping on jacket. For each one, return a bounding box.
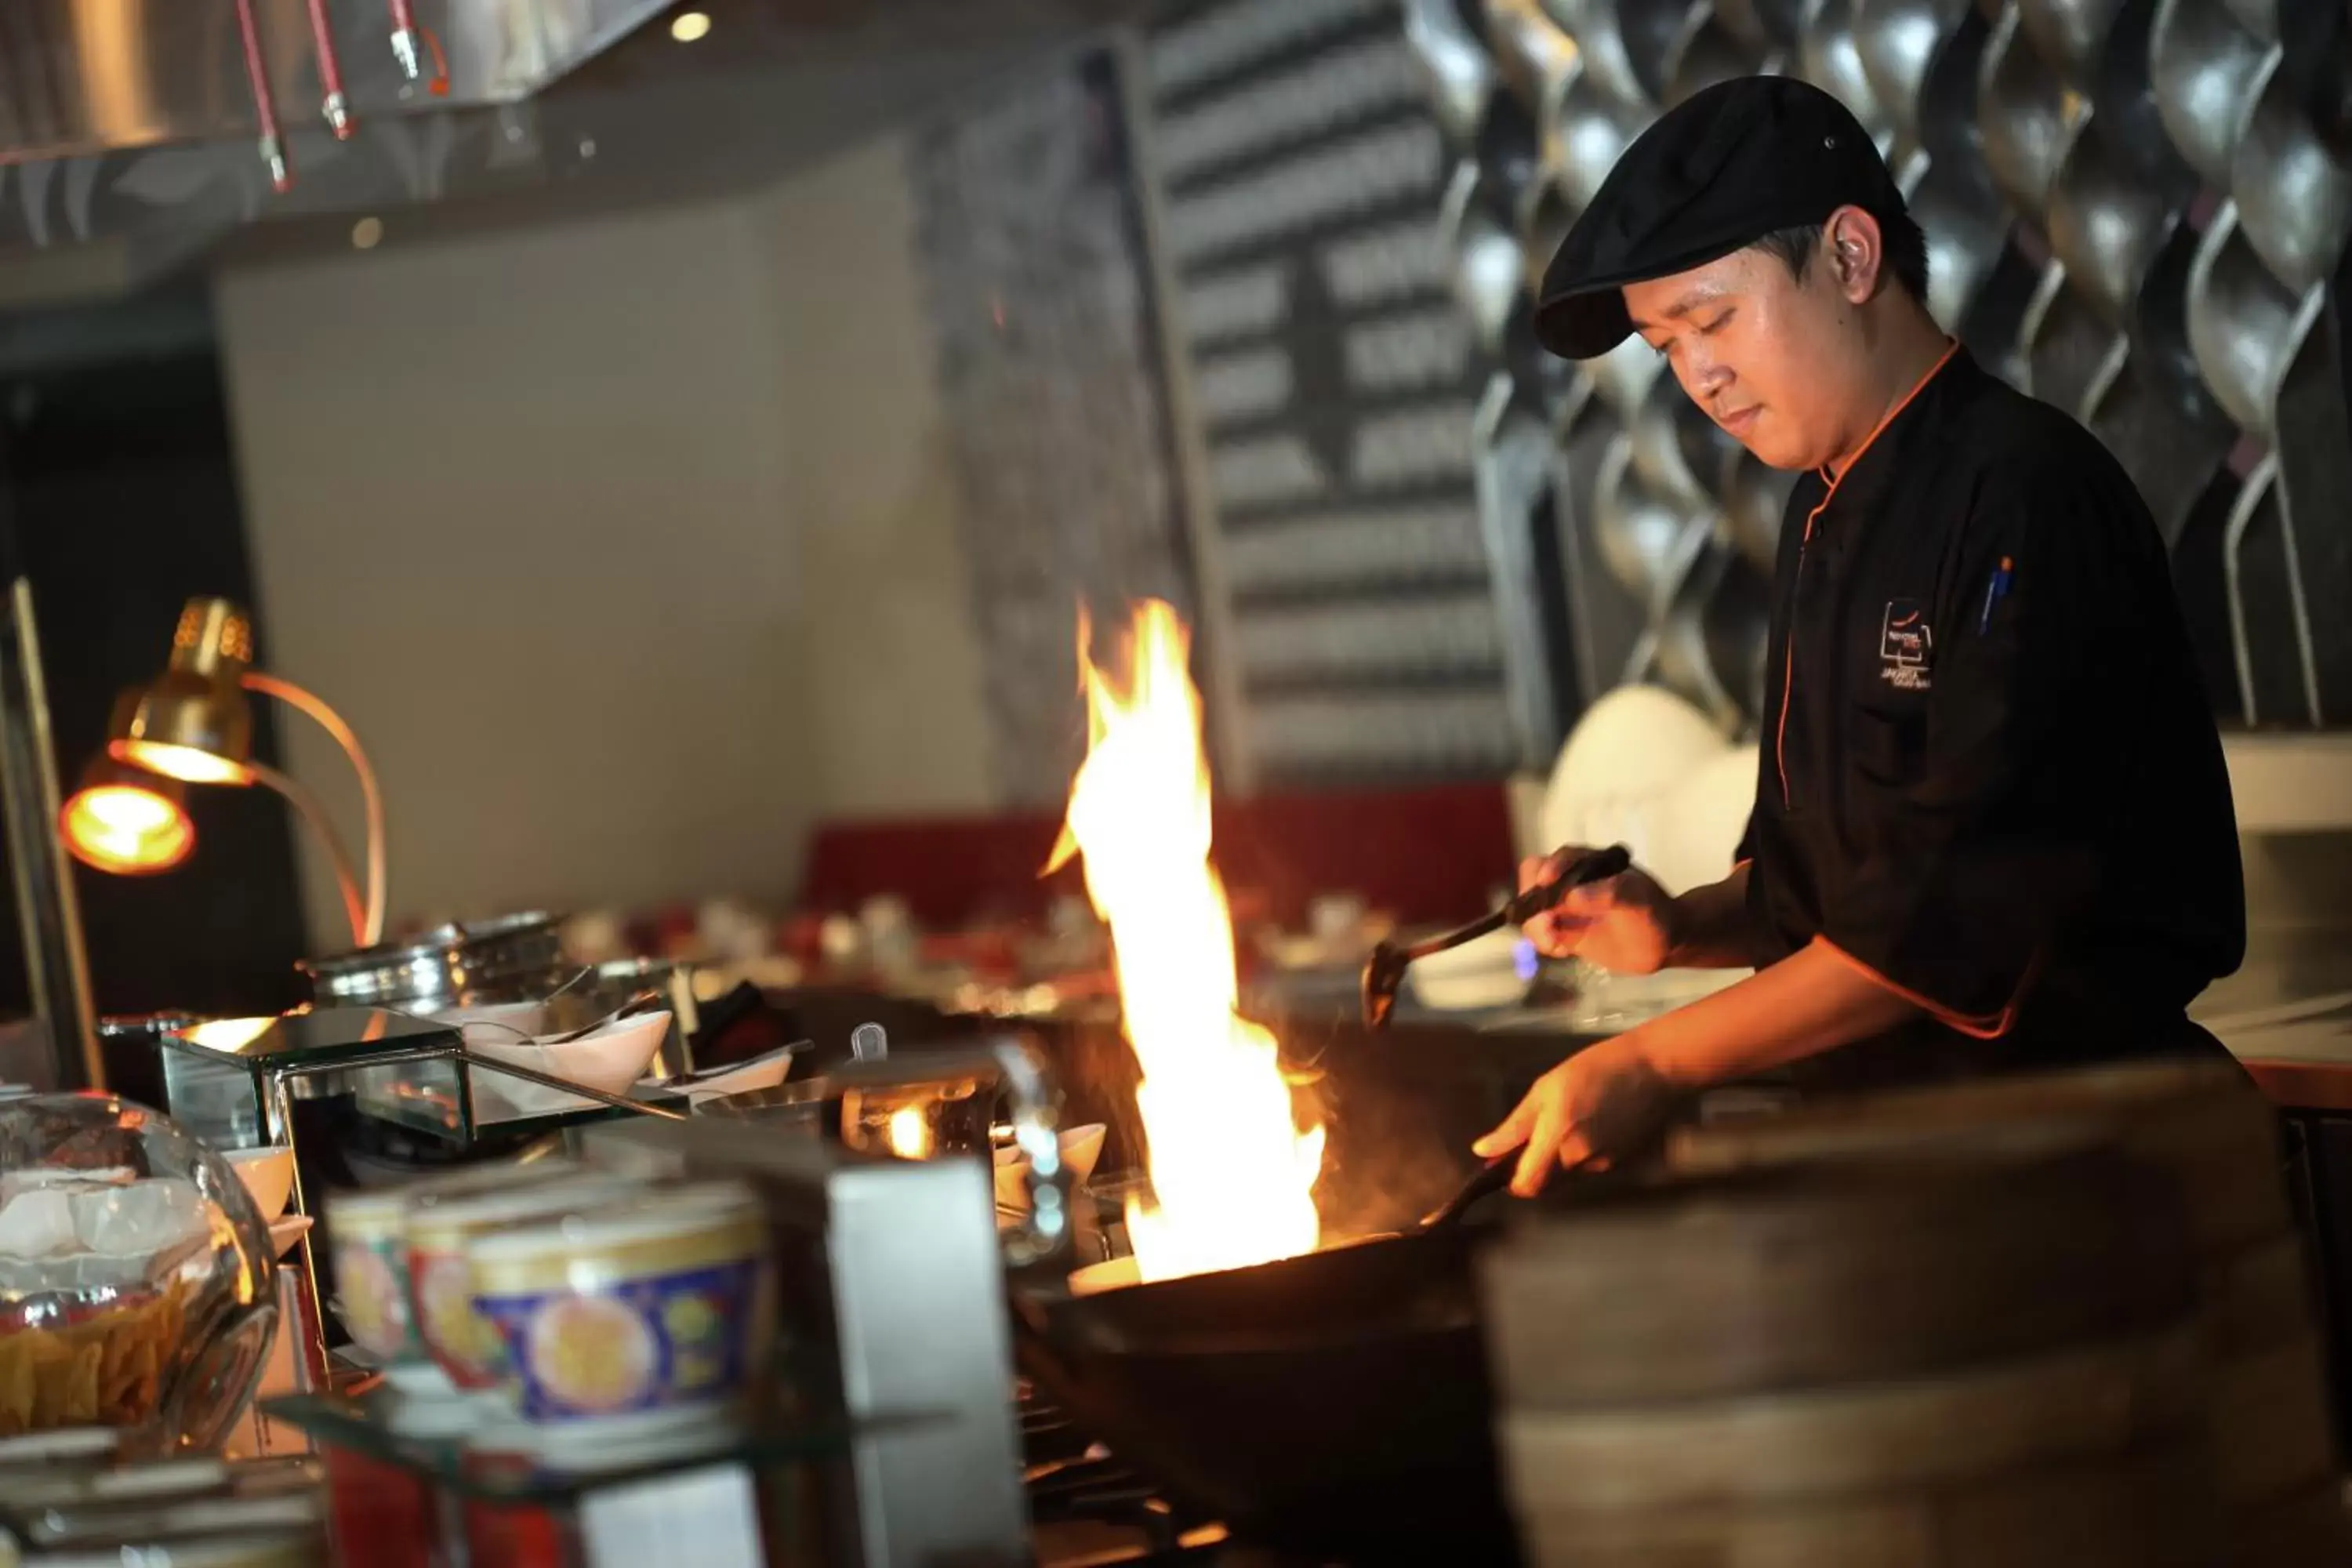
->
[1811,934,2042,1040]
[1771,339,1959,800]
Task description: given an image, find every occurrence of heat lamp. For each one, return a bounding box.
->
[100,597,387,948]
[60,757,195,877]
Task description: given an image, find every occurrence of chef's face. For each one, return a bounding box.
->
[1621,209,1885,473]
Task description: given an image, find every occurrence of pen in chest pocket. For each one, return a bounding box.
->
[1978,555,2015,634]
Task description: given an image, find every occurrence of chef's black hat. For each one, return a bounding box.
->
[1534,76,1907,361]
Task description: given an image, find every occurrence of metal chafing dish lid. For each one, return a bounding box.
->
[96,1014,198,1039]
[299,913,554,975]
[298,912,567,1005]
[449,910,561,946]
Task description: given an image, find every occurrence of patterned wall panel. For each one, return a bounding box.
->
[1140,0,1540,786]
[1410,0,2352,740]
[908,48,1199,809]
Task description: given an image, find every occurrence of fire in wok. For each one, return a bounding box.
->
[1028,601,1519,1564]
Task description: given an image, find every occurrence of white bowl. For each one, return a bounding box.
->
[994,1123,1107,1211]
[268,1214,314,1258]
[469,1012,671,1120]
[430,1000,550,1043]
[668,1044,798,1105]
[1406,927,1532,1012]
[220,1145,295,1224]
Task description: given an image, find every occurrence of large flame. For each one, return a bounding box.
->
[1048,601,1324,1283]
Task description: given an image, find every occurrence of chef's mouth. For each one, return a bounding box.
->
[1718,406,1760,437]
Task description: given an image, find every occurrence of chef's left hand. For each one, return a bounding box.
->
[1472,1035,1675,1196]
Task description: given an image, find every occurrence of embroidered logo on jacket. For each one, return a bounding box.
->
[1879,600,1933,690]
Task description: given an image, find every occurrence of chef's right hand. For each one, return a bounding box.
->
[1519,849,1677,975]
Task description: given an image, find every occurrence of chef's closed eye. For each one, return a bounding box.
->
[1645,311,1736,358]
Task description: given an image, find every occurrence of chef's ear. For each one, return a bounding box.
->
[1822,205,1885,303]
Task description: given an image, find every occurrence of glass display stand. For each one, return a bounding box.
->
[262,1390,861,1505]
[156,1012,695,1392]
[263,1388,912,1568]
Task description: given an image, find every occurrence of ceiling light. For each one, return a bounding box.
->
[670,10,711,42]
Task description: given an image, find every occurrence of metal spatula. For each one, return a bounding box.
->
[1360,844,1633,1029]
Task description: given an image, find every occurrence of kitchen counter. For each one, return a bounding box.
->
[1244,930,2352,1112]
[2187,931,2352,1109]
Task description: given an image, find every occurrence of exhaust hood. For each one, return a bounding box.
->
[0,0,678,166]
[0,0,1132,308]
[0,0,682,306]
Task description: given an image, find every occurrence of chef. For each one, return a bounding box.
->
[1474,75,2246,1196]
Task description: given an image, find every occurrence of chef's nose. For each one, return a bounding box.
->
[1677,349,1732,399]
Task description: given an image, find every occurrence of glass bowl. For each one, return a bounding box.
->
[0,1094,277,1454]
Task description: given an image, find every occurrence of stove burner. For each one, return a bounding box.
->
[1021,1382,1310,1567]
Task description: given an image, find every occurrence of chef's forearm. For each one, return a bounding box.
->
[1662,866,1769,969]
[1628,942,1922,1088]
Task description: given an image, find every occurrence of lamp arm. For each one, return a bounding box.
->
[246,760,366,947]
[241,673,385,946]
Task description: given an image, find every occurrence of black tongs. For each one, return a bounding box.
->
[1360,844,1633,1029]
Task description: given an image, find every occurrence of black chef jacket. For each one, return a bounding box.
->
[1734,343,2246,1094]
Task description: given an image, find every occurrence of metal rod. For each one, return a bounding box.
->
[1473,372,1567,769]
[246,761,365,948]
[459,1050,690,1121]
[2222,452,2273,724]
[0,579,100,1091]
[267,1071,333,1391]
[387,0,423,81]
[245,673,387,946]
[303,0,354,138]
[232,0,292,193]
[0,419,99,1091]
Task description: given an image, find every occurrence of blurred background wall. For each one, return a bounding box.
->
[214,132,1001,938]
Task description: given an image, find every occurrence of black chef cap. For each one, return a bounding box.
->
[1534,76,1907,361]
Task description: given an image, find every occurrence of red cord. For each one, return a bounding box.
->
[303,0,354,137]
[231,0,292,192]
[387,0,416,32]
[423,26,450,96]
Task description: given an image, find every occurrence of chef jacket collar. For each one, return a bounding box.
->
[1806,341,1973,527]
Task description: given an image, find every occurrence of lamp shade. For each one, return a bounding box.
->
[108,598,257,786]
[62,756,195,875]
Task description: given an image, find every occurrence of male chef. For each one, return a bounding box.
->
[1475,75,2245,1196]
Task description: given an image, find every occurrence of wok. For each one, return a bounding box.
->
[2231,56,2352,295]
[1667,17,1766,107]
[1443,162,1527,357]
[1724,450,1797,575]
[1403,0,1498,149]
[1799,0,1900,151]
[1594,431,1711,615]
[1978,0,2086,220]
[1012,1145,1670,1565]
[1552,69,1648,215]
[2044,122,2183,329]
[2187,201,2307,437]
[2149,0,2275,191]
[1011,1217,1523,1565]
